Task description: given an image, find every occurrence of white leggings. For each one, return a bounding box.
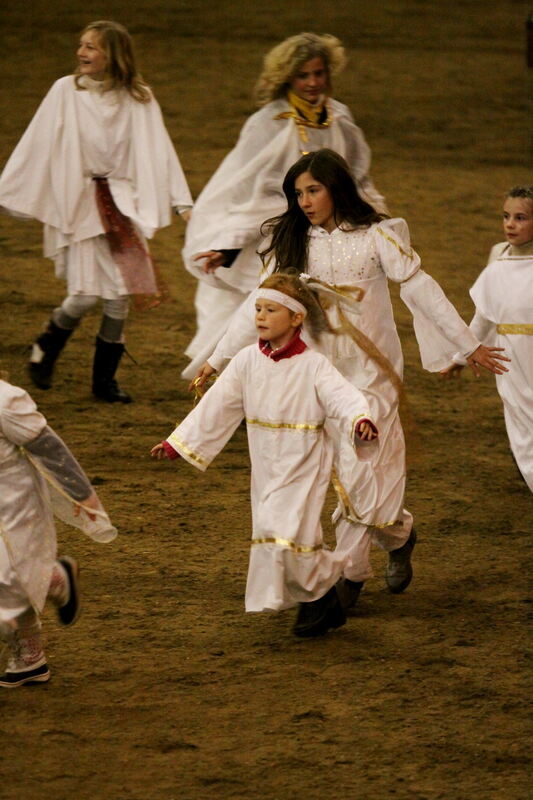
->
[53,295,129,343]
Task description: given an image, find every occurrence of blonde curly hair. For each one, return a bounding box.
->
[253,33,346,107]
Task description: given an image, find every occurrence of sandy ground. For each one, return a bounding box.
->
[0,2,531,798]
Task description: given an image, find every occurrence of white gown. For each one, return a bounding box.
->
[0,75,192,298]
[204,219,480,535]
[0,381,116,622]
[165,343,377,611]
[182,96,386,365]
[461,242,533,491]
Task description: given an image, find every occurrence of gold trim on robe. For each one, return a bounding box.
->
[376,226,414,259]
[251,537,324,554]
[496,324,533,335]
[167,433,209,467]
[246,418,324,431]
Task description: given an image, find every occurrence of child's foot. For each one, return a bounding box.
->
[385,529,417,593]
[293,586,346,638]
[50,556,81,626]
[336,578,364,612]
[0,660,50,688]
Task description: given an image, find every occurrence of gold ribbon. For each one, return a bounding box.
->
[496,324,533,335]
[246,417,323,431]
[251,537,324,554]
[273,98,333,146]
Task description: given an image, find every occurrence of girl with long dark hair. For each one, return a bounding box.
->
[192,149,508,608]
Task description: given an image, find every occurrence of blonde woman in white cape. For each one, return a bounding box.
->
[0,20,192,403]
[182,33,386,378]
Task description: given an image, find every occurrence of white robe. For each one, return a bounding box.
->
[182,96,386,362]
[0,381,116,622]
[203,219,480,532]
[464,243,533,491]
[166,344,376,612]
[0,75,192,297]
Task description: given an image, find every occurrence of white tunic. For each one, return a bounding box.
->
[0,381,116,622]
[166,344,376,612]
[206,219,480,528]
[0,75,192,296]
[182,96,386,362]
[466,243,533,491]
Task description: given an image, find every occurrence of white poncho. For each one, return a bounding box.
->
[0,75,192,294]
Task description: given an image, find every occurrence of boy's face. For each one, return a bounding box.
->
[255,299,302,350]
[503,197,533,247]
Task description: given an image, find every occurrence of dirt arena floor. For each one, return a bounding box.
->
[0,2,531,798]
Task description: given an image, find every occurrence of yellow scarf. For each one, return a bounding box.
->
[287,90,326,125]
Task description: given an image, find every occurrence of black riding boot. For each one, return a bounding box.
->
[92,336,133,403]
[28,320,74,389]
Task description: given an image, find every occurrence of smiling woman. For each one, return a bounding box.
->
[77,30,107,80]
[0,19,192,403]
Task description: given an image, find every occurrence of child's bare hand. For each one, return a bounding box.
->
[188,363,217,393]
[440,363,465,379]
[467,344,510,377]
[74,490,100,521]
[193,250,225,274]
[150,443,169,460]
[355,420,378,441]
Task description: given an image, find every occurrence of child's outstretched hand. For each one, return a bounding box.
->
[355,420,378,441]
[151,443,169,460]
[466,344,510,377]
[74,490,100,521]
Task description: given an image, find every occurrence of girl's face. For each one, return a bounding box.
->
[255,299,302,349]
[289,56,328,105]
[503,197,533,246]
[77,31,107,80]
[295,171,336,232]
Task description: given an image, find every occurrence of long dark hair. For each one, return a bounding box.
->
[259,149,386,273]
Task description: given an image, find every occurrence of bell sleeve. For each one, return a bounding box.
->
[375,219,479,371]
[166,350,247,471]
[313,356,379,463]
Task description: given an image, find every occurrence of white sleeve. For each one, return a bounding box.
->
[0,386,47,445]
[207,292,259,372]
[313,358,378,462]
[399,269,480,370]
[167,353,246,470]
[452,309,496,365]
[374,218,421,283]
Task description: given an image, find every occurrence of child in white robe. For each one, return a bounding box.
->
[0,378,116,687]
[0,20,192,403]
[151,274,378,638]
[182,32,386,375]
[192,149,510,609]
[442,185,532,491]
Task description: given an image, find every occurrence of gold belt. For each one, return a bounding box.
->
[496,324,533,335]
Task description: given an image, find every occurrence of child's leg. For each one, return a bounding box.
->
[371,510,416,594]
[29,295,99,389]
[0,607,50,687]
[334,518,374,583]
[47,557,81,626]
[93,297,132,403]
